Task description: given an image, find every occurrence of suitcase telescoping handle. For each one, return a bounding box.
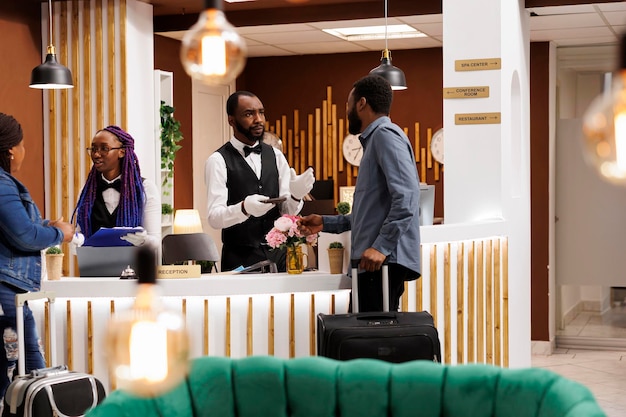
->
[15,291,56,376]
[350,259,389,313]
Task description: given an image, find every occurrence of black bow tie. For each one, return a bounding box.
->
[101,179,121,191]
[244,145,262,157]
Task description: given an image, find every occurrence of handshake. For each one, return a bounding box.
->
[242,167,315,218]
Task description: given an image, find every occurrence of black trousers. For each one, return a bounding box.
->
[221,244,286,272]
[352,263,420,312]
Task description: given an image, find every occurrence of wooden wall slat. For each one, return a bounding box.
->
[107,0,116,123]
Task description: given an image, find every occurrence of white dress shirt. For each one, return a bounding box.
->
[80,175,161,248]
[205,137,302,230]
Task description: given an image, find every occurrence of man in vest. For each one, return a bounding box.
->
[205,91,315,272]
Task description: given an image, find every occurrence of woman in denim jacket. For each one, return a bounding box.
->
[0,113,74,404]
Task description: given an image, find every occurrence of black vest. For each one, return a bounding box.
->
[91,177,119,232]
[217,142,280,247]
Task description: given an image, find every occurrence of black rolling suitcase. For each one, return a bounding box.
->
[2,291,106,417]
[317,260,441,363]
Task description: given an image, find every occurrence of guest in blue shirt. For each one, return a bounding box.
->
[299,75,421,312]
[0,113,74,401]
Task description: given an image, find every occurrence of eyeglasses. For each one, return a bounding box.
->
[86,146,124,156]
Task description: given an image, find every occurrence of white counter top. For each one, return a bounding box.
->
[41,271,351,298]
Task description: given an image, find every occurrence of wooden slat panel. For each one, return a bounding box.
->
[467,241,475,362]
[444,243,451,364]
[315,109,321,180]
[494,238,502,366]
[87,301,94,374]
[414,122,420,162]
[66,300,73,370]
[289,294,295,358]
[203,299,209,355]
[268,296,275,355]
[429,244,437,324]
[247,297,253,356]
[95,0,104,128]
[309,294,315,355]
[502,238,509,367]
[486,239,493,364]
[107,0,116,123]
[120,0,127,127]
[476,241,485,363]
[225,297,231,357]
[456,242,465,364]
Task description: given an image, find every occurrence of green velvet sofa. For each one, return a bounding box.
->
[86,356,606,417]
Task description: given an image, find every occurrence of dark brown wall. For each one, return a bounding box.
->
[530,42,551,341]
[154,35,194,210]
[239,48,445,215]
[0,2,45,212]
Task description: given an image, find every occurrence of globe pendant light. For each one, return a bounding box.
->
[369,0,407,91]
[180,0,247,86]
[581,33,626,185]
[30,0,73,89]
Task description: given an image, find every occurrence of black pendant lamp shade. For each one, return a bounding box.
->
[30,0,73,90]
[369,49,407,91]
[30,45,73,89]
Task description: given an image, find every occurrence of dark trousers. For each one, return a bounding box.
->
[221,244,286,272]
[352,263,420,312]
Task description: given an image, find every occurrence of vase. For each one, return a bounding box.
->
[287,245,305,274]
[327,248,344,274]
[45,254,64,281]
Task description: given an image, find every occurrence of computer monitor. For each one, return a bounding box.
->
[419,183,435,226]
[76,246,142,277]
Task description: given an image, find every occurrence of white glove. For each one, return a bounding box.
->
[289,167,315,200]
[243,194,273,218]
[120,230,148,246]
[69,233,85,256]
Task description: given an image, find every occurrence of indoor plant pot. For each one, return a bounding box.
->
[45,246,64,281]
[328,242,344,274]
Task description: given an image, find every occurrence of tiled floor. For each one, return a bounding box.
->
[532,306,626,417]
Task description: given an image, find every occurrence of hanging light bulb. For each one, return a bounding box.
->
[369,0,407,90]
[180,0,247,85]
[30,0,73,89]
[105,246,190,397]
[582,33,626,184]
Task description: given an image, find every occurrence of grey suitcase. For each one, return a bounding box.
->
[2,292,106,417]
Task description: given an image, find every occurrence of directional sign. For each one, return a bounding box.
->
[455,112,501,125]
[455,58,501,71]
[443,86,489,98]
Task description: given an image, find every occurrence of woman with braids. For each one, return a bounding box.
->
[73,125,160,248]
[0,113,74,402]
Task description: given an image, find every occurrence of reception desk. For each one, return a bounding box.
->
[33,272,351,391]
[29,221,517,392]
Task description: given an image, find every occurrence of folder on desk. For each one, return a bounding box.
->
[82,227,144,247]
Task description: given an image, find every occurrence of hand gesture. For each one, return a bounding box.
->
[243,194,273,217]
[289,167,315,200]
[298,214,323,236]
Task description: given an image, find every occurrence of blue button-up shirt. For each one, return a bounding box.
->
[323,116,421,276]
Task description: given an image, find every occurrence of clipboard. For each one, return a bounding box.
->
[82,227,144,247]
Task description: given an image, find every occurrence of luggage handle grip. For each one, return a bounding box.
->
[350,259,389,313]
[30,365,68,378]
[354,312,398,320]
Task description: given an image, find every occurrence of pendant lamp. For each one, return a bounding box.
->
[369,0,407,90]
[180,0,247,86]
[581,32,626,185]
[30,0,73,89]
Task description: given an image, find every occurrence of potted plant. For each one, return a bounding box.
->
[162,203,174,224]
[45,246,64,281]
[328,241,344,274]
[160,101,184,194]
[336,201,350,215]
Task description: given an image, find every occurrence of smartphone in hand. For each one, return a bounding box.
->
[262,197,287,204]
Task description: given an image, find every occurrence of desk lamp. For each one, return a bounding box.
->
[162,209,220,270]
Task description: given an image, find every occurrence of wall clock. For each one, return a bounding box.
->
[342,134,363,166]
[430,128,444,164]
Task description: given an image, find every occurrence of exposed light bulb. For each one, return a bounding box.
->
[582,70,626,184]
[180,1,247,86]
[105,246,190,397]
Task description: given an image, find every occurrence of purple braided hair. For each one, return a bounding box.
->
[73,126,145,237]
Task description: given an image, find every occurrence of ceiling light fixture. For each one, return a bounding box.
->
[180,0,247,86]
[581,33,626,184]
[29,0,73,89]
[369,0,407,91]
[323,24,424,42]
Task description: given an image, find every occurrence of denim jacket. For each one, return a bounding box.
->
[0,169,63,292]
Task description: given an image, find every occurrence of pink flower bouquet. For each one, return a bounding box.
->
[265,214,317,249]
